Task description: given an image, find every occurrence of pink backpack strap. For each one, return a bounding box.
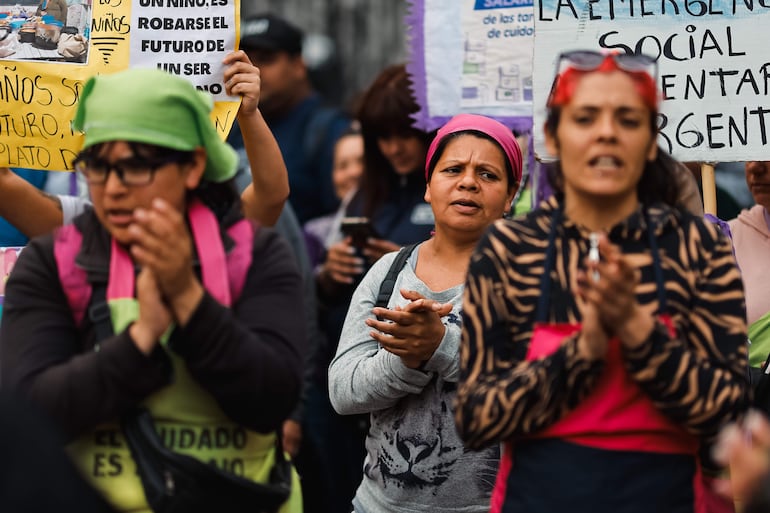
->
[107,238,135,301]
[188,199,232,306]
[53,224,91,326]
[188,198,256,306]
[54,201,256,326]
[224,218,256,303]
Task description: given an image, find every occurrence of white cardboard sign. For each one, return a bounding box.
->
[532,0,770,162]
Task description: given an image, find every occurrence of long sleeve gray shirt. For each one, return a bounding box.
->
[328,245,499,513]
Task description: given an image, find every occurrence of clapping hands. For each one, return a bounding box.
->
[128,198,204,353]
[366,289,452,369]
[573,233,654,357]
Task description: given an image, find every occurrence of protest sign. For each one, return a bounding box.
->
[406,0,534,132]
[0,0,240,171]
[532,0,770,162]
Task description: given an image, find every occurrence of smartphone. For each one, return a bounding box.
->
[588,232,600,283]
[340,217,380,247]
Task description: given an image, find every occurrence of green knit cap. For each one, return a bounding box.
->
[72,68,237,183]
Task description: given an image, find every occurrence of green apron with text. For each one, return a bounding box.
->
[64,201,301,513]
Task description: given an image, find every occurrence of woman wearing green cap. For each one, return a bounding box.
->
[0,63,304,512]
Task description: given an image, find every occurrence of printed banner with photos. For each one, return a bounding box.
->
[0,0,241,171]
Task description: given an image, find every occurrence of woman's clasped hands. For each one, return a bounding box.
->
[128,198,203,354]
[574,233,656,359]
[366,289,453,369]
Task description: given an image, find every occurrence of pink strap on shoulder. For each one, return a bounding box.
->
[224,218,255,302]
[53,225,90,325]
[107,238,135,301]
[188,198,232,307]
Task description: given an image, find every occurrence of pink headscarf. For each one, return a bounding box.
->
[424,114,523,185]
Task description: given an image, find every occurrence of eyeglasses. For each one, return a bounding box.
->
[73,153,180,186]
[547,50,658,107]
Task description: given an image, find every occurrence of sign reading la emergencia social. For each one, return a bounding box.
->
[532,0,770,162]
[407,0,534,133]
[0,0,240,172]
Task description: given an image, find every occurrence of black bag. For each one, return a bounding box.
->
[749,352,770,417]
[84,283,292,513]
[122,409,292,513]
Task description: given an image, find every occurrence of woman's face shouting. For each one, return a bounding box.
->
[546,70,657,207]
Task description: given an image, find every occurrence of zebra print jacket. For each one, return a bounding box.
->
[456,197,750,451]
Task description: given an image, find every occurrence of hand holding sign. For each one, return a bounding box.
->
[223,50,261,117]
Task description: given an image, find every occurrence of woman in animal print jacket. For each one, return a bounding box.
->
[457,50,750,513]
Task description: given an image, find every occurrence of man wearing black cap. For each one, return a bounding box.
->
[230,13,350,225]
[229,13,351,513]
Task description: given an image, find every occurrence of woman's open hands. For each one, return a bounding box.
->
[366,289,453,369]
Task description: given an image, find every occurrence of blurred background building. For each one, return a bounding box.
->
[241,0,410,113]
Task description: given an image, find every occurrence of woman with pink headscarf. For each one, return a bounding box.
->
[328,114,522,513]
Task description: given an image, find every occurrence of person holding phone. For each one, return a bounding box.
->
[339,217,379,249]
[456,50,750,513]
[316,65,435,294]
[303,125,365,268]
[329,113,522,513]
[309,64,435,513]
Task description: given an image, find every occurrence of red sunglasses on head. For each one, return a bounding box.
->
[547,50,658,108]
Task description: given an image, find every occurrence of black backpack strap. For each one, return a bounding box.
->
[375,243,419,312]
[88,282,112,351]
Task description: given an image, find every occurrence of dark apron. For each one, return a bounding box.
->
[490,209,703,513]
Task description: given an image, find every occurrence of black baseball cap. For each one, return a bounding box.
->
[240,13,303,55]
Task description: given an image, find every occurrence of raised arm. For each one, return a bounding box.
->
[0,167,63,238]
[223,51,289,227]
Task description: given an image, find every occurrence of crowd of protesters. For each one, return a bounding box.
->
[0,10,768,513]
